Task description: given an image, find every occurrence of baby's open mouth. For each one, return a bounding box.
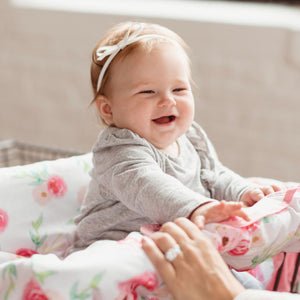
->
[152,115,176,124]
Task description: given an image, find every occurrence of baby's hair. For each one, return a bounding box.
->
[90,22,190,103]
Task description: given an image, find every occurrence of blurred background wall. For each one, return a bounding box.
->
[0,0,299,181]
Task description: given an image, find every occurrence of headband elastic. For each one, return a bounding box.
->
[95,23,174,93]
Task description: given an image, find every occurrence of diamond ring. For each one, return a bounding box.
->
[165,244,182,262]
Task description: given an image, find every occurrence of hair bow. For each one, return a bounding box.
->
[95,23,173,93]
[95,24,144,93]
[96,24,144,62]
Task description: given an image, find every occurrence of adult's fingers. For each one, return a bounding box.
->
[193,215,205,229]
[173,217,204,240]
[159,221,191,245]
[150,231,180,254]
[141,235,176,285]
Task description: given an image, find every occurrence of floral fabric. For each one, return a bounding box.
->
[0,155,299,299]
[212,188,300,270]
[0,153,92,259]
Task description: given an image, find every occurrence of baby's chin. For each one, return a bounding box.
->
[152,139,180,156]
[147,137,176,150]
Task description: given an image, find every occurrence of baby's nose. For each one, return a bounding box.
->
[158,93,176,107]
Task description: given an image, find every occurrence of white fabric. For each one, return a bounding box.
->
[0,153,92,258]
[0,154,299,299]
[234,289,299,300]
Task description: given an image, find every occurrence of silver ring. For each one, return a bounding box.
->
[165,244,182,262]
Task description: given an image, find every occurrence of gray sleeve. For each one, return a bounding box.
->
[95,142,212,224]
[205,137,250,202]
[188,122,251,202]
[234,289,299,300]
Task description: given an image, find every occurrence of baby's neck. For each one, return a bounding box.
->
[162,141,180,157]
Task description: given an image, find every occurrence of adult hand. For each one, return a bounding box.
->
[142,217,245,300]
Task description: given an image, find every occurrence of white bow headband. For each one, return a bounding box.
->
[95,23,174,93]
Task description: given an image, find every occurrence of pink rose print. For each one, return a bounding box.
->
[44,289,66,300]
[228,238,250,256]
[208,224,246,253]
[32,183,53,206]
[22,278,49,300]
[92,288,104,300]
[16,248,39,258]
[47,175,67,198]
[0,209,8,233]
[116,271,159,300]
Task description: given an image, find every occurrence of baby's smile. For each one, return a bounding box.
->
[152,115,176,124]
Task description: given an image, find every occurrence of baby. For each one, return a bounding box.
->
[74,22,280,250]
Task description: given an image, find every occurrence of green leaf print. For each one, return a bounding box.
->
[2,264,17,300]
[32,214,43,231]
[89,273,104,289]
[70,272,105,300]
[70,281,91,300]
[34,270,56,285]
[30,214,47,251]
[13,166,49,186]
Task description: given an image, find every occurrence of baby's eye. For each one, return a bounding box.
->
[173,88,186,92]
[140,90,154,94]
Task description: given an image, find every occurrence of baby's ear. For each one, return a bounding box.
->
[95,95,113,125]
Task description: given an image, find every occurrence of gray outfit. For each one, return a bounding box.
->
[74,122,250,249]
[231,270,264,290]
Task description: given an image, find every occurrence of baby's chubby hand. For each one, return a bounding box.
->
[240,185,283,207]
[190,201,250,227]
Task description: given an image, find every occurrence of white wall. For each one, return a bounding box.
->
[1,0,300,181]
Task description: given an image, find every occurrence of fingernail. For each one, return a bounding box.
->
[257,193,264,199]
[142,236,151,244]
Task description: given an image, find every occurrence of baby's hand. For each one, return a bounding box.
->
[190,201,250,228]
[240,185,282,207]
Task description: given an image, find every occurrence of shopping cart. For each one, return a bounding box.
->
[0,139,83,167]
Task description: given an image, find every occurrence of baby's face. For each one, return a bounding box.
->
[104,42,194,151]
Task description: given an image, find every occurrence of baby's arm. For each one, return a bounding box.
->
[94,132,214,224]
[189,201,250,227]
